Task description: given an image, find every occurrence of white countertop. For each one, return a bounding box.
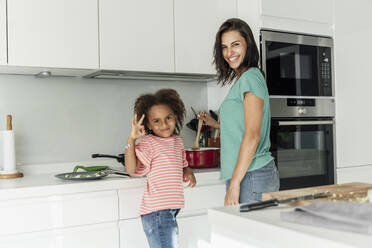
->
[0,161,221,200]
[208,204,372,248]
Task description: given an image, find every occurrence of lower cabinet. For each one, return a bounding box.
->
[0,222,119,248]
[119,214,211,248]
[337,165,372,184]
[178,214,211,248]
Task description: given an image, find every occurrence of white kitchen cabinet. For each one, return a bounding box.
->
[7,0,99,69]
[334,0,372,169]
[238,0,334,38]
[119,218,149,248]
[179,214,211,248]
[0,0,6,65]
[0,222,119,248]
[0,190,118,235]
[337,166,372,184]
[174,0,236,74]
[99,0,174,72]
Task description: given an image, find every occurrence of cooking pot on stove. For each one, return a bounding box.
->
[185,147,220,169]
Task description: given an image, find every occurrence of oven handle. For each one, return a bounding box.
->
[278,120,334,126]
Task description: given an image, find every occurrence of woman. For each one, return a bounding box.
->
[199,18,279,205]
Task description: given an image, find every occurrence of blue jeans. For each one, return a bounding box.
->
[226,160,280,204]
[141,209,180,248]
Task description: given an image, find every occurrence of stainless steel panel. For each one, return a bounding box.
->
[261,30,333,47]
[270,98,335,118]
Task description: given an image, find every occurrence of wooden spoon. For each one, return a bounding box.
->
[192,111,204,150]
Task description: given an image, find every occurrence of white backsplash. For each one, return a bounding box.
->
[0,74,208,166]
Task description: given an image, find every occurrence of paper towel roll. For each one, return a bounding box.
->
[0,130,17,174]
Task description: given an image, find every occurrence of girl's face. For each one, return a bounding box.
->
[147,104,177,138]
[221,30,247,72]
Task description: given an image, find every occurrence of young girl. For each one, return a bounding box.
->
[124,88,196,248]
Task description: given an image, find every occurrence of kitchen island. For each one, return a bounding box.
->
[207,190,372,248]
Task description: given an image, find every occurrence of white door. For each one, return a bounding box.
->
[7,0,99,69]
[119,218,149,248]
[99,0,174,72]
[0,222,119,248]
[174,0,236,74]
[0,0,6,65]
[178,214,211,248]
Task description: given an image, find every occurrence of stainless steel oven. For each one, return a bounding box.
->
[260,30,334,97]
[270,98,335,190]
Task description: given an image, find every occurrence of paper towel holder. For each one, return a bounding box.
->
[0,115,23,179]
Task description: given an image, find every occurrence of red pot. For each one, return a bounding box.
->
[185,147,220,169]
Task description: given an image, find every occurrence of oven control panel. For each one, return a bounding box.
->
[287,98,315,106]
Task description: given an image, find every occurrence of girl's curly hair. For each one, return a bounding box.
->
[134,89,186,135]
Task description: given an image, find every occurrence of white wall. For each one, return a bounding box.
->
[334,0,372,168]
[0,75,208,166]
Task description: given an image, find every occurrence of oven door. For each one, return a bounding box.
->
[270,118,334,190]
[261,30,333,96]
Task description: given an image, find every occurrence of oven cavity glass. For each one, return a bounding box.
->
[264,41,332,96]
[270,118,334,190]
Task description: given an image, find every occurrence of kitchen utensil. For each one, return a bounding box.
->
[55,165,130,180]
[92,153,125,165]
[207,115,220,148]
[185,147,220,169]
[191,107,198,118]
[240,192,331,212]
[0,115,23,179]
[192,111,204,150]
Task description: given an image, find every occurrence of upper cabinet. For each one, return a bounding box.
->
[7,0,99,69]
[99,0,174,73]
[174,0,236,74]
[0,0,6,65]
[259,0,334,36]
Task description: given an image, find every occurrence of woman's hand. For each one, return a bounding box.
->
[129,114,146,140]
[224,181,240,206]
[183,167,196,187]
[197,112,220,129]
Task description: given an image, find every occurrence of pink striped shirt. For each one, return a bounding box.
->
[135,134,188,215]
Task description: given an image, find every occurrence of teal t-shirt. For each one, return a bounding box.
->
[219,67,273,181]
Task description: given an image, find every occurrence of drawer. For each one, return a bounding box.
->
[184,184,225,212]
[0,222,119,248]
[118,187,143,219]
[0,190,118,235]
[118,184,225,219]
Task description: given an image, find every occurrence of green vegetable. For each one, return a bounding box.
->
[73,165,109,173]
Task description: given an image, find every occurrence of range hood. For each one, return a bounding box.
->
[84,70,217,82]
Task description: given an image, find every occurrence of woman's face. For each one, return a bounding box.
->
[147,104,176,138]
[221,30,247,71]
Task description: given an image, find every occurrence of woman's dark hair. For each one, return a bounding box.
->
[134,89,186,135]
[213,18,260,86]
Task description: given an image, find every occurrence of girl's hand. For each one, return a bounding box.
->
[198,112,219,129]
[129,114,146,140]
[183,167,196,187]
[224,182,240,206]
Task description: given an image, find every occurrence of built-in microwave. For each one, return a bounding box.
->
[260,30,334,97]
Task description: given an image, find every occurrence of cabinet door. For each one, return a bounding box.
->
[0,0,6,65]
[260,0,334,36]
[119,218,149,248]
[7,0,99,69]
[99,0,174,72]
[178,214,211,248]
[174,0,236,74]
[0,222,119,248]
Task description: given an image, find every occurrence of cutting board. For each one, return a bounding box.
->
[262,182,372,204]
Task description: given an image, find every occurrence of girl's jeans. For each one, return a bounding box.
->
[141,209,180,248]
[226,159,280,204]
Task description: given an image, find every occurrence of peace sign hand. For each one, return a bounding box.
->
[129,114,146,140]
